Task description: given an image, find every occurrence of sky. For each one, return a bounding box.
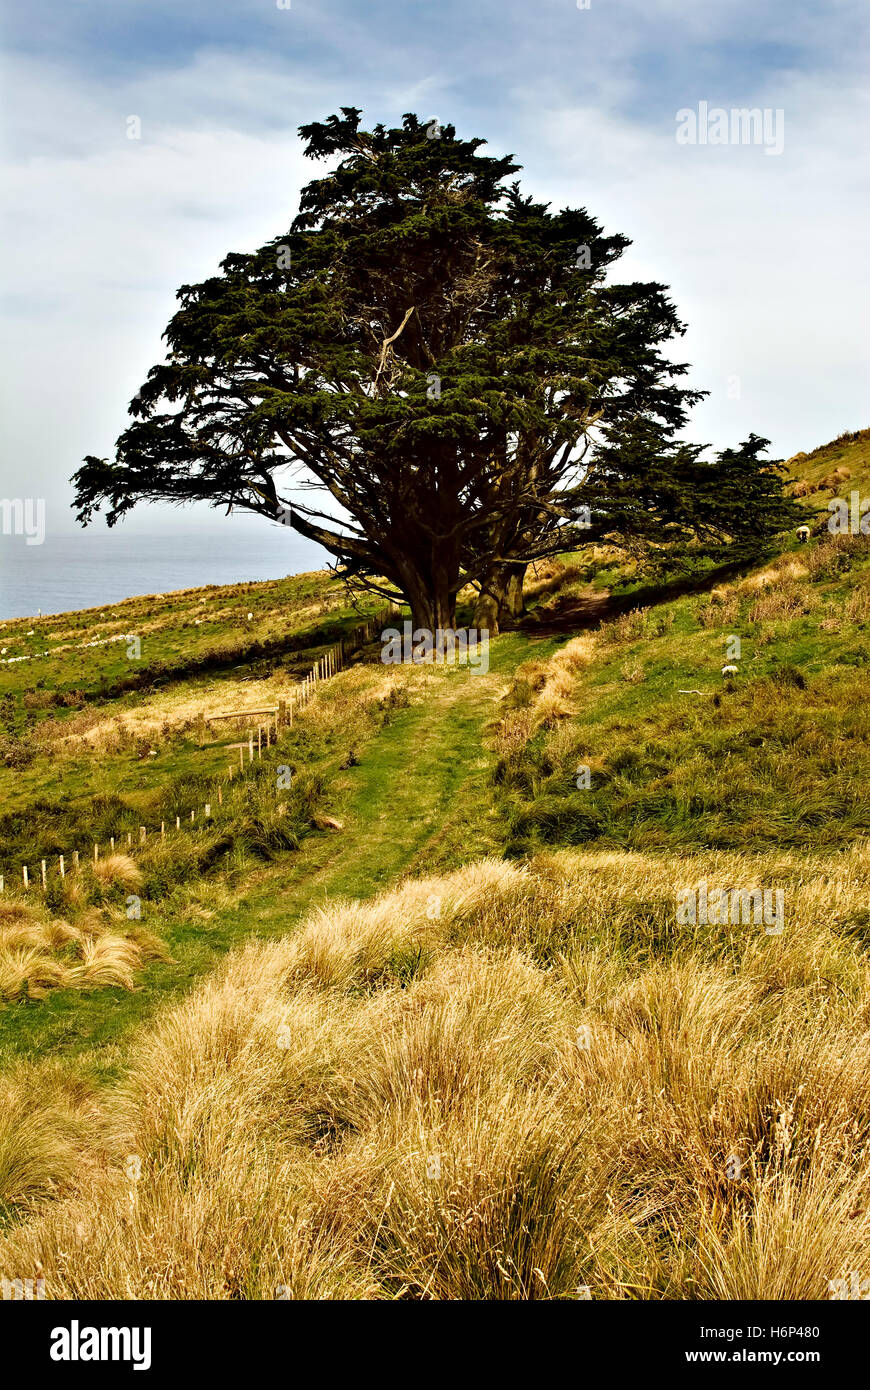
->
[1,0,868,550]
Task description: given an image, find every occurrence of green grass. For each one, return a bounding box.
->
[1,431,865,1079]
[0,632,545,1065]
[0,569,390,742]
[496,536,870,855]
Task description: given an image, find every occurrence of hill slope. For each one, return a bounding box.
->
[1,431,868,1300]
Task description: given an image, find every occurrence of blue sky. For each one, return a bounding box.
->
[2,0,868,545]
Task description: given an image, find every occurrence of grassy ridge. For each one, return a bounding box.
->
[0,431,868,1299]
[496,533,870,854]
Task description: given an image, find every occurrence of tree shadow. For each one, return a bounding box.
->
[514,553,769,636]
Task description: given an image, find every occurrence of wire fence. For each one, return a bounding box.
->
[1,605,400,895]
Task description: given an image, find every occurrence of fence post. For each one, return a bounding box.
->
[161,821,165,838]
[94,844,99,862]
[23,866,29,888]
[0,876,4,894]
[248,734,254,763]
[127,832,132,847]
[73,850,80,870]
[218,786,223,807]
[257,726,262,759]
[176,816,181,831]
[59,855,65,879]
[278,699,286,730]
[205,803,211,819]
[239,746,244,772]
[41,860,47,889]
[140,826,146,843]
[110,836,115,852]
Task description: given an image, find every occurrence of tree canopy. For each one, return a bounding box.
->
[73,108,801,629]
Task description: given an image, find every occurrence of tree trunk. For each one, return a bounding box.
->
[399,556,458,634]
[503,562,528,621]
[472,588,500,635]
[472,559,528,632]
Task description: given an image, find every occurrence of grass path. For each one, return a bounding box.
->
[0,633,551,1067]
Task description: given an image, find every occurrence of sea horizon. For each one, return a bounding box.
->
[0,527,322,621]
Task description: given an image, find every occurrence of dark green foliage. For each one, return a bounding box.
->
[575,419,805,564]
[70,109,767,628]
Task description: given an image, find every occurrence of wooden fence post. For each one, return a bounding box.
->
[94,844,99,862]
[140,826,146,843]
[23,866,29,888]
[59,855,65,879]
[73,850,80,870]
[41,860,47,889]
[110,836,115,852]
[161,822,165,838]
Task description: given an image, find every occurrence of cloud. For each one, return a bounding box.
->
[1,0,868,551]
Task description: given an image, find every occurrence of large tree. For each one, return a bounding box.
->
[72,109,797,629]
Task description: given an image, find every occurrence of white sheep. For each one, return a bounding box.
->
[796,525,811,543]
[722,664,739,676]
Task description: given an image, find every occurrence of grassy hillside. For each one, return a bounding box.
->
[784,425,870,514]
[1,432,868,1300]
[497,533,870,855]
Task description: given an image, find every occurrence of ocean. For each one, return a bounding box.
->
[0,527,322,620]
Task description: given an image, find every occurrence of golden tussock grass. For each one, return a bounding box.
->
[0,1061,109,1218]
[1,847,868,1299]
[92,854,143,890]
[492,636,594,753]
[747,587,816,623]
[0,898,168,1000]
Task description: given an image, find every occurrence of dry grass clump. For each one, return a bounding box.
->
[601,607,651,644]
[1,846,868,1299]
[65,672,305,751]
[619,659,646,684]
[492,636,594,754]
[0,1062,108,1218]
[845,578,870,623]
[92,854,143,890]
[747,586,816,623]
[296,660,433,742]
[0,898,167,999]
[802,532,870,579]
[525,551,624,608]
[697,591,740,627]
